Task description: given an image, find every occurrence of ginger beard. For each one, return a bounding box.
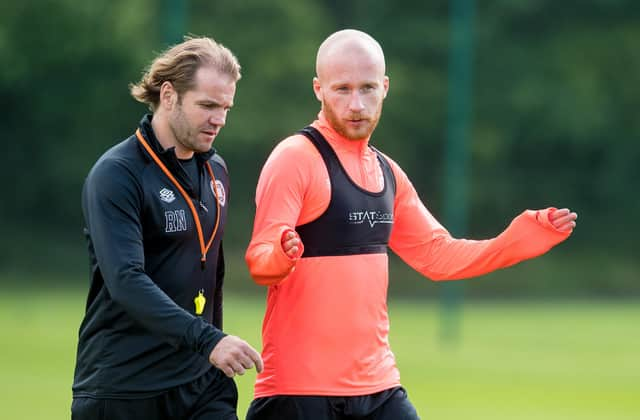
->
[314,36,388,141]
[321,95,384,141]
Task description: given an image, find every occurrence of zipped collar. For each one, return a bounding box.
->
[136,127,221,269]
[137,114,216,197]
[138,113,216,164]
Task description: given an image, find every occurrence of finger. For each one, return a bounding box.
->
[238,354,256,370]
[558,221,576,232]
[550,208,569,221]
[230,360,246,376]
[552,214,572,227]
[553,213,577,228]
[246,347,264,373]
[234,345,255,367]
[220,364,235,378]
[284,237,300,255]
[554,220,575,232]
[282,237,299,256]
[281,231,296,244]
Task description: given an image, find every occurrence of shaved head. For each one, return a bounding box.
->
[316,29,386,80]
[312,30,389,140]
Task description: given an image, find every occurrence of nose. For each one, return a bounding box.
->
[209,109,227,127]
[348,92,365,113]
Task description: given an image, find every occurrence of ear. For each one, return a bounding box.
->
[382,75,389,99]
[159,81,177,110]
[312,77,323,102]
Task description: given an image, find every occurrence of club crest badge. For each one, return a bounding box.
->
[211,180,226,207]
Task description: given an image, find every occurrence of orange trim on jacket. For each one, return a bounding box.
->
[245,112,572,397]
[135,129,221,267]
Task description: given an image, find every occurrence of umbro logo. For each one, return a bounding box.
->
[159,188,176,203]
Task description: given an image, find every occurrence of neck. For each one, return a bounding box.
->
[150,112,194,160]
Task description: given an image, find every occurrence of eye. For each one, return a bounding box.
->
[201,102,232,112]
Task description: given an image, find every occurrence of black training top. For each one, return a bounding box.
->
[72,114,229,398]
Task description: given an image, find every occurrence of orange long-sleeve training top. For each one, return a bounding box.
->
[245,112,572,398]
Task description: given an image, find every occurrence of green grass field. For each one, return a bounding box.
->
[1,289,638,419]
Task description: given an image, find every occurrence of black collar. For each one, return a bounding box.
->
[136,114,216,197]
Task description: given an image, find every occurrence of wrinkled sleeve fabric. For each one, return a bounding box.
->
[386,158,572,281]
[83,158,225,357]
[245,137,313,286]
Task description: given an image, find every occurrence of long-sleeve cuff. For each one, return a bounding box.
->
[184,317,227,359]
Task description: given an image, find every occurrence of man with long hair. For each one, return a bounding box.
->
[72,37,262,420]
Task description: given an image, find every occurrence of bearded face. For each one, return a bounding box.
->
[167,66,236,157]
[314,39,388,141]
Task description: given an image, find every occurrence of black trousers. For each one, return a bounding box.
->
[71,367,238,420]
[245,386,420,420]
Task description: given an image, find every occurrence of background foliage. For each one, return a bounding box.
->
[1,0,638,296]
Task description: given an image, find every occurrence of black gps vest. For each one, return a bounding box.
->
[296,126,396,258]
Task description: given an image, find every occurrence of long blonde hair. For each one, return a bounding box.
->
[130,36,241,111]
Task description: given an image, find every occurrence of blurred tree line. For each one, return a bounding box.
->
[1,0,638,297]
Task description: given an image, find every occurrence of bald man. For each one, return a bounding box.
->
[245,29,577,420]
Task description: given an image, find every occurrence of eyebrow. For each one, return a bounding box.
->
[197,99,234,108]
[330,80,379,88]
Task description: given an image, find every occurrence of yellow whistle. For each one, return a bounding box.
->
[194,289,206,315]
